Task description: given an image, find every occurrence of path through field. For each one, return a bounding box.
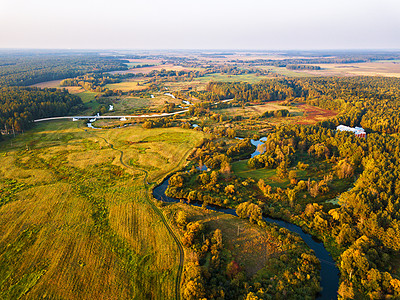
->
[87,130,185,300]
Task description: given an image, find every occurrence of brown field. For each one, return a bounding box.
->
[258,62,400,78]
[105,80,149,92]
[218,102,300,118]
[294,104,337,124]
[31,80,84,94]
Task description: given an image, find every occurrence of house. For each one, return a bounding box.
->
[336,125,366,138]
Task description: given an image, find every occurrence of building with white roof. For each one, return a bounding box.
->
[336,125,366,138]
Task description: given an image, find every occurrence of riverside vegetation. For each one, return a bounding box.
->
[1,50,400,299]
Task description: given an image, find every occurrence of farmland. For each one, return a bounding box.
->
[0,121,205,299]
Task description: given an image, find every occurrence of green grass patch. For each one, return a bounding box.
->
[76,91,100,103]
[232,160,290,188]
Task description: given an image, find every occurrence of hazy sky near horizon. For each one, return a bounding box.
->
[1,0,399,50]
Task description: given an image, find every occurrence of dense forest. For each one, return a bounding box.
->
[167,75,400,299]
[192,77,400,134]
[0,87,83,132]
[0,52,128,86]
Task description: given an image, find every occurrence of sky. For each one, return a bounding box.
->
[1,0,399,50]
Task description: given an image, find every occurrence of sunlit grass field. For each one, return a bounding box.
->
[0,121,205,299]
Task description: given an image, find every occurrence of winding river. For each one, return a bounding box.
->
[152,137,339,299]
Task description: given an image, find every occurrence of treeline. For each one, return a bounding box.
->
[0,53,128,86]
[0,87,83,132]
[191,80,305,103]
[60,73,138,93]
[286,65,321,70]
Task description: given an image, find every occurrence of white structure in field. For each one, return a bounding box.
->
[109,105,114,111]
[336,125,366,138]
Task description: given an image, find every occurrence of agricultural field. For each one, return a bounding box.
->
[311,62,400,77]
[107,93,183,114]
[0,121,206,299]
[256,62,400,78]
[31,80,85,94]
[105,80,149,92]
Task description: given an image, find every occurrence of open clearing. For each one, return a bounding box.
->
[108,93,183,114]
[218,102,299,118]
[0,121,205,299]
[31,80,85,94]
[105,80,149,92]
[217,102,336,125]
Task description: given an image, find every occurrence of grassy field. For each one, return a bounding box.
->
[232,160,290,188]
[110,93,182,114]
[256,62,400,78]
[0,121,205,299]
[105,81,149,92]
[76,91,100,103]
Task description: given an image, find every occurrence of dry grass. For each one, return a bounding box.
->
[218,102,299,118]
[105,81,149,92]
[30,80,84,94]
[0,121,206,299]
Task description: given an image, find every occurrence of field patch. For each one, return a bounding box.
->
[0,122,206,299]
[105,80,148,92]
[218,102,299,118]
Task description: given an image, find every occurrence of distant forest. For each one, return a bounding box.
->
[0,52,128,86]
